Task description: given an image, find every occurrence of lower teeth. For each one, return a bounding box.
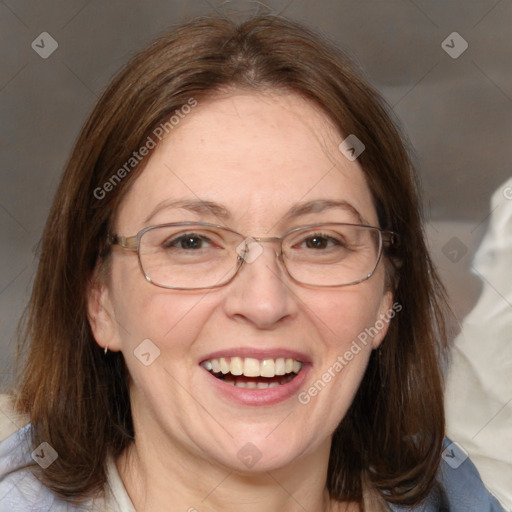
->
[221,374,295,389]
[233,381,279,389]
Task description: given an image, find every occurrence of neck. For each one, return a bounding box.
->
[116,428,354,512]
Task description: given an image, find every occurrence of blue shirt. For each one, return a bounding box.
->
[0,425,506,511]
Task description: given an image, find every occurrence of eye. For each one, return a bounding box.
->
[164,233,214,250]
[299,233,344,250]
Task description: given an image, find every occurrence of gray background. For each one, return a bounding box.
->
[0,0,511,388]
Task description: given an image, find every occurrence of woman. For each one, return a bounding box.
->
[0,14,505,512]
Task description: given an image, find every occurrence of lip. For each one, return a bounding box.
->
[203,364,311,406]
[199,347,312,406]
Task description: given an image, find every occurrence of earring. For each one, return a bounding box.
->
[104,344,109,355]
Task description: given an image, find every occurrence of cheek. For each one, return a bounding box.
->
[109,259,214,355]
[304,283,386,386]
[111,287,217,405]
[307,283,386,351]
[296,287,386,433]
[115,290,212,350]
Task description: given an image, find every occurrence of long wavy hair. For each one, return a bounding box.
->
[14,14,448,509]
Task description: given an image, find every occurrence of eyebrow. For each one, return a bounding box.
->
[144,199,230,224]
[283,199,365,224]
[144,198,366,225]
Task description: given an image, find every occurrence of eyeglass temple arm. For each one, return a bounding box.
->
[106,234,139,251]
[382,231,399,248]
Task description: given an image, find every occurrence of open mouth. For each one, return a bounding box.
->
[201,356,303,389]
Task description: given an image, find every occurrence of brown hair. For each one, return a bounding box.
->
[14,14,448,508]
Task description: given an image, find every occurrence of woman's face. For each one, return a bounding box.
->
[89,91,393,473]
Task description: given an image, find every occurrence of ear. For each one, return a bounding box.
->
[87,280,121,352]
[371,290,395,350]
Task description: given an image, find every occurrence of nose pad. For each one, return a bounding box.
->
[234,237,286,278]
[235,237,265,264]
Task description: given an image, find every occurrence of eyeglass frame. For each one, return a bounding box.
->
[106,221,399,290]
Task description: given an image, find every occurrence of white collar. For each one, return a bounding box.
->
[104,455,137,512]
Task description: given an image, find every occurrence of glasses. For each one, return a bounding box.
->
[107,222,398,290]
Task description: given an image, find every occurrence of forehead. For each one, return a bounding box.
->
[115,91,378,233]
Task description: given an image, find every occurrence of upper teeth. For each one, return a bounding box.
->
[202,357,302,378]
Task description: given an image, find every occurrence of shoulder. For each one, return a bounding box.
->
[0,421,75,510]
[388,438,507,512]
[0,394,117,511]
[435,438,507,511]
[0,393,29,442]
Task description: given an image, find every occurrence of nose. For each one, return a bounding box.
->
[222,240,297,329]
